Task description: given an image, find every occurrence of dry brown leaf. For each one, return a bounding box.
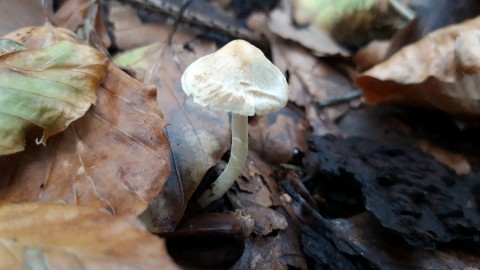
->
[231,209,306,269]
[268,3,349,57]
[51,0,112,49]
[249,107,310,164]
[233,152,280,207]
[418,139,471,175]
[4,23,80,49]
[229,194,288,236]
[0,64,170,215]
[114,40,230,231]
[0,203,179,269]
[357,16,480,116]
[0,0,45,36]
[108,2,191,50]
[353,40,390,71]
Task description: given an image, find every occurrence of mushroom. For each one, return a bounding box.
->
[181,39,289,207]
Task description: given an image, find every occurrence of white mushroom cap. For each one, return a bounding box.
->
[181,39,289,116]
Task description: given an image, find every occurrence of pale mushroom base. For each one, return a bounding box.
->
[197,114,248,207]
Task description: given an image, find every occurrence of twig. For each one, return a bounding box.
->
[279,163,305,173]
[389,0,416,21]
[167,0,194,45]
[316,90,362,109]
[280,181,332,232]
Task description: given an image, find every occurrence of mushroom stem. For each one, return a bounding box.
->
[198,113,248,207]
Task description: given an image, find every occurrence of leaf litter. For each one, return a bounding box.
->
[2,0,480,268]
[358,16,480,116]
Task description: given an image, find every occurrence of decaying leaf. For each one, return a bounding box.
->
[229,194,288,236]
[114,40,230,231]
[52,0,112,49]
[0,1,45,36]
[0,203,179,270]
[108,2,191,50]
[418,139,471,175]
[353,40,390,71]
[268,3,349,57]
[249,107,310,164]
[357,16,480,116]
[0,31,108,155]
[4,23,80,49]
[231,209,307,270]
[0,39,26,55]
[233,153,277,207]
[0,64,171,216]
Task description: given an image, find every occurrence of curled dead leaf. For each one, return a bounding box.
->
[357,16,480,116]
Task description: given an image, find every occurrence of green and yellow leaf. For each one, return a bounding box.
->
[0,39,107,155]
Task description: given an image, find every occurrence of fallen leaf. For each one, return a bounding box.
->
[0,0,45,36]
[108,1,191,50]
[267,1,349,57]
[4,23,80,49]
[357,16,480,116]
[0,203,179,270]
[51,0,112,49]
[249,107,310,164]
[115,40,230,231]
[353,40,390,71]
[0,64,171,216]
[0,27,108,155]
[0,39,26,55]
[418,139,471,175]
[231,209,307,270]
[229,194,288,236]
[233,152,286,208]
